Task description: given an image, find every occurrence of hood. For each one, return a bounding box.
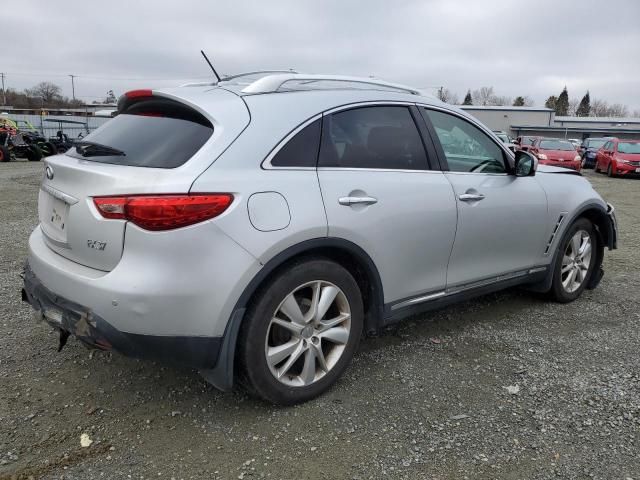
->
[616,153,640,161]
[539,149,578,160]
[537,164,582,175]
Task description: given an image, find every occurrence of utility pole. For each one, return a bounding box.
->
[69,74,76,101]
[1,73,6,105]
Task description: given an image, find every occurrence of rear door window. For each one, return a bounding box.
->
[318,106,429,170]
[66,98,213,168]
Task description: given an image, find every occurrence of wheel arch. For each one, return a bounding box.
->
[199,237,385,391]
[236,237,385,334]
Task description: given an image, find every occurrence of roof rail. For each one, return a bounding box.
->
[240,74,421,95]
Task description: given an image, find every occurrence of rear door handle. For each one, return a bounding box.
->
[338,196,378,206]
[458,193,485,202]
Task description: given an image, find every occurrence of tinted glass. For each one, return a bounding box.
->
[586,139,606,149]
[318,106,428,170]
[539,140,575,151]
[271,119,321,167]
[617,142,640,154]
[425,109,506,173]
[66,99,213,168]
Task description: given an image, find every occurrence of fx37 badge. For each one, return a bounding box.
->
[87,240,107,251]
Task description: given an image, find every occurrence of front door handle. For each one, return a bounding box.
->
[458,193,485,202]
[338,196,378,206]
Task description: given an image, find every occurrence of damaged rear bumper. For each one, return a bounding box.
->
[21,263,223,369]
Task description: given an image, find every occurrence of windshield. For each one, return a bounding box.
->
[617,142,640,154]
[539,140,575,151]
[522,137,536,145]
[586,139,606,149]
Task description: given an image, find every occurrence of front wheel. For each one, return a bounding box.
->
[607,163,615,177]
[548,218,597,303]
[238,259,363,405]
[594,161,600,173]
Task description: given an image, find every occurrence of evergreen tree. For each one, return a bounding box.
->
[555,86,569,116]
[576,91,591,117]
[513,96,525,106]
[545,95,558,110]
[462,90,472,105]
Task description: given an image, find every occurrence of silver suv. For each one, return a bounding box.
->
[22,73,617,405]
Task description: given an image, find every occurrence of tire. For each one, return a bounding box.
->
[548,218,597,303]
[238,258,364,405]
[0,146,9,162]
[41,142,57,157]
[26,146,43,162]
[607,163,614,177]
[594,162,600,173]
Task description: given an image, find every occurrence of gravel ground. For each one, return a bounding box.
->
[0,161,638,480]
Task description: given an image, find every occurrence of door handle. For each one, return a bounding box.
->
[338,196,378,206]
[458,193,485,202]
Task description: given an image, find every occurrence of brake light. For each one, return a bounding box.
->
[93,194,233,231]
[125,89,153,99]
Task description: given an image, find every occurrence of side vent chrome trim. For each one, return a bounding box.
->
[544,214,566,254]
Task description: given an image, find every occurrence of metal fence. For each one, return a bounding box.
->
[1,113,110,139]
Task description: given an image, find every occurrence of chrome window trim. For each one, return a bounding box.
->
[262,101,424,171]
[390,265,548,311]
[416,103,516,171]
[40,184,79,205]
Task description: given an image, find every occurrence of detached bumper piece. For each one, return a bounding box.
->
[606,203,618,250]
[21,263,223,369]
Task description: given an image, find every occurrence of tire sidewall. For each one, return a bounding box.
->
[551,218,596,303]
[240,259,364,405]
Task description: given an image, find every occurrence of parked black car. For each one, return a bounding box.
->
[580,137,612,169]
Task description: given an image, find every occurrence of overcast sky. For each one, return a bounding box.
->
[3,0,639,111]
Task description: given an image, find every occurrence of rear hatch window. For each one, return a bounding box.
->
[66,97,213,168]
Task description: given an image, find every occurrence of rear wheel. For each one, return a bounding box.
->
[238,259,363,405]
[26,146,43,162]
[0,146,9,162]
[548,218,596,303]
[40,142,57,157]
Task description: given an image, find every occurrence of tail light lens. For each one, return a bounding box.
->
[94,194,233,231]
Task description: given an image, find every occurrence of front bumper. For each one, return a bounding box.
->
[541,160,581,171]
[22,263,223,369]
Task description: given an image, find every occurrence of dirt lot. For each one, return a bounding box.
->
[0,161,638,480]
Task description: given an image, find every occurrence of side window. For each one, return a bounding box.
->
[318,106,428,170]
[424,109,507,173]
[603,141,611,151]
[271,119,321,167]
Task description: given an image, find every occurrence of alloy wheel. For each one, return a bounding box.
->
[561,230,592,293]
[264,280,351,387]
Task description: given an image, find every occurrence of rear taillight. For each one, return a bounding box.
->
[125,89,153,99]
[93,194,233,231]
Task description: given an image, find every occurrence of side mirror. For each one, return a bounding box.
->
[514,151,537,177]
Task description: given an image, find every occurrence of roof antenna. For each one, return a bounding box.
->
[200,50,221,83]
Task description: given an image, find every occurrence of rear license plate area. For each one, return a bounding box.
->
[40,191,70,243]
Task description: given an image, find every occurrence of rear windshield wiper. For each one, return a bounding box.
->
[75,141,126,157]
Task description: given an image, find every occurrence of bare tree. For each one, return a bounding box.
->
[437,88,459,105]
[632,109,640,118]
[24,82,62,104]
[589,99,629,117]
[487,95,512,106]
[567,98,580,116]
[472,86,495,106]
[607,103,629,117]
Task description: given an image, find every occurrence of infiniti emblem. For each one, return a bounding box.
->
[45,165,54,180]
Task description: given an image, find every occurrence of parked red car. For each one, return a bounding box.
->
[595,138,640,177]
[513,135,541,152]
[530,138,582,171]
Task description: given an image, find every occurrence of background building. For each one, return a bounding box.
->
[461,106,640,140]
